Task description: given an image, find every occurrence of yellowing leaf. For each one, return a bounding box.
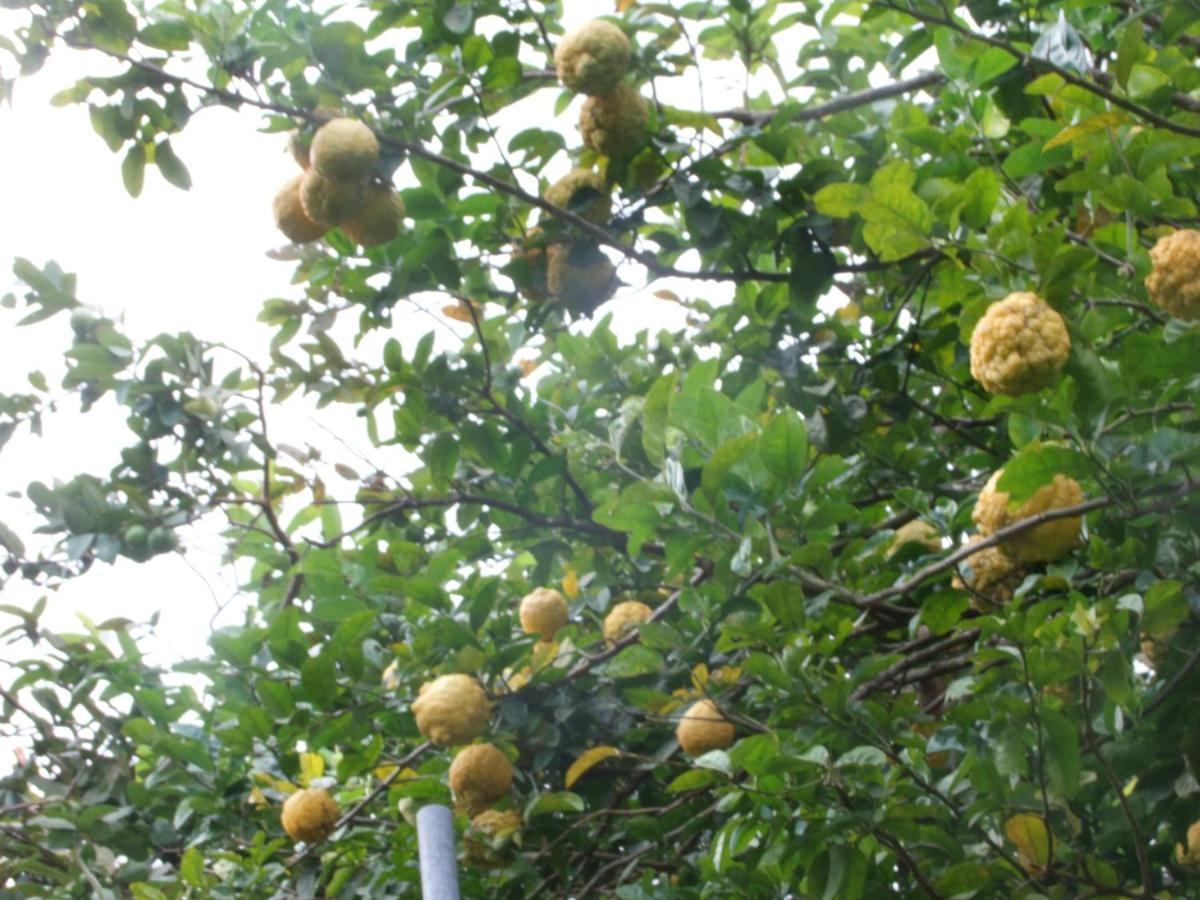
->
[691,663,709,690]
[443,300,480,323]
[532,639,559,672]
[519,359,539,377]
[375,765,417,783]
[252,771,298,794]
[504,665,532,691]
[711,665,742,687]
[561,568,580,599]
[617,0,636,11]
[565,746,621,788]
[248,786,269,808]
[299,752,325,785]
[1005,813,1052,874]
[1043,111,1128,150]
[382,660,401,690]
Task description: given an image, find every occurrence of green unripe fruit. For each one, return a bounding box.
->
[123,525,149,550]
[147,527,177,554]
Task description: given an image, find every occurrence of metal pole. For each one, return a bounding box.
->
[416,804,461,900]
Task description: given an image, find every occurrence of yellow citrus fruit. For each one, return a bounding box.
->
[554,20,631,96]
[545,243,617,312]
[676,698,735,756]
[969,292,1070,396]
[580,83,648,159]
[952,535,1025,611]
[465,808,523,867]
[343,183,405,247]
[543,168,610,225]
[449,743,513,816]
[280,788,340,844]
[519,587,568,641]
[273,174,326,244]
[972,469,1083,563]
[310,117,379,184]
[299,170,364,227]
[603,600,653,644]
[1178,820,1200,870]
[410,674,491,747]
[1146,229,1200,320]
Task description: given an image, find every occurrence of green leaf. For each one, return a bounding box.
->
[837,745,887,767]
[759,407,807,485]
[426,433,459,489]
[1127,64,1170,99]
[180,847,206,888]
[1116,22,1144,88]
[605,645,664,678]
[1040,709,1080,798]
[641,372,677,466]
[666,768,720,793]
[701,431,758,502]
[812,182,867,218]
[121,144,146,198]
[860,182,933,260]
[693,749,732,775]
[154,140,191,190]
[994,444,1090,504]
[1143,580,1187,637]
[300,654,338,708]
[524,791,585,819]
[970,47,1017,86]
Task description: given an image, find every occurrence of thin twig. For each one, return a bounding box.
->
[285,741,432,866]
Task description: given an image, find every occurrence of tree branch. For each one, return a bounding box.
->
[711,69,946,126]
[877,1,1200,139]
[851,629,980,700]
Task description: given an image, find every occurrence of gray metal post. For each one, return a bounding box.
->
[416,804,461,900]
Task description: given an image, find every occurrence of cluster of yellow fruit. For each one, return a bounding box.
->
[954,466,1084,610]
[511,19,650,312]
[521,587,736,756]
[272,117,405,248]
[278,583,736,851]
[957,291,1086,607]
[555,20,648,160]
[408,672,522,858]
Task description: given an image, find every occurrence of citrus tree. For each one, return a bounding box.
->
[2,0,1200,897]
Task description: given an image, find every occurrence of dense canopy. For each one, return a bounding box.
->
[2,0,1200,897]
